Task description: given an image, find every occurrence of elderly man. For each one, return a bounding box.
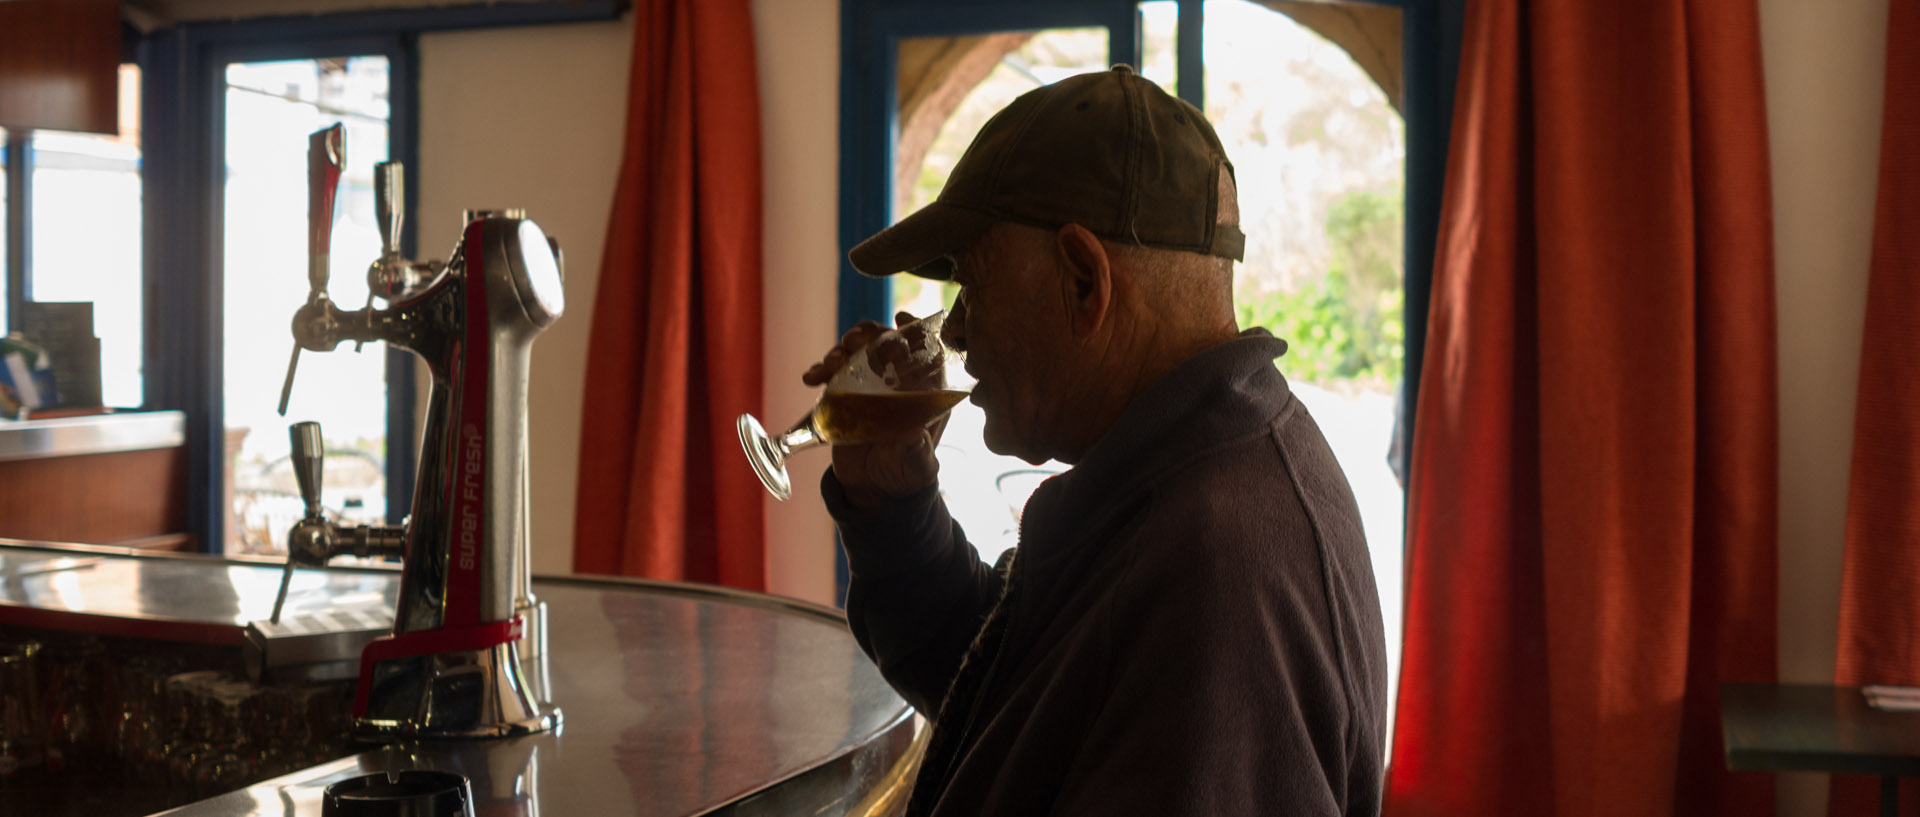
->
[808,65,1387,816]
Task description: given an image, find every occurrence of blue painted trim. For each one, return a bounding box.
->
[1175,0,1202,108]
[138,30,183,417]
[204,34,407,67]
[197,36,230,554]
[870,3,1136,38]
[3,133,27,333]
[837,0,1141,604]
[386,34,420,527]
[1111,7,1143,74]
[140,26,227,552]
[834,1,871,603]
[839,0,1145,341]
[1396,0,1466,550]
[836,1,890,337]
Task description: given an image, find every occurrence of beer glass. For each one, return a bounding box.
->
[738,311,970,500]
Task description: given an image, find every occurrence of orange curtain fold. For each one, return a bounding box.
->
[573,0,767,591]
[1386,1,1777,815]
[1830,1,1920,814]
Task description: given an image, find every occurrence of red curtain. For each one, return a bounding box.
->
[573,0,767,591]
[1385,1,1777,815]
[1830,2,1920,814]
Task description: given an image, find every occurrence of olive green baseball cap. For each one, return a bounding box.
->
[850,64,1247,280]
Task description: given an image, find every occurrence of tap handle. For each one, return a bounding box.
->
[308,124,345,296]
[268,558,296,625]
[375,161,403,258]
[276,341,302,416]
[290,421,326,520]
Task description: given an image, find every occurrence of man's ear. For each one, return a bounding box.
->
[1054,223,1111,338]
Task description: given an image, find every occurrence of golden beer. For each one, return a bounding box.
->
[738,310,968,500]
[812,389,968,445]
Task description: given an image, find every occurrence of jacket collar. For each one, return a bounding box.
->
[1018,329,1294,564]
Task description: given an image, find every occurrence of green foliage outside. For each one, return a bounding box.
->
[1236,189,1404,386]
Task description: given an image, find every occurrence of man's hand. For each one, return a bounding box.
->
[803,312,948,509]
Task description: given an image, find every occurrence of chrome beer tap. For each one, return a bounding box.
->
[267,421,408,626]
[367,161,445,301]
[268,123,564,740]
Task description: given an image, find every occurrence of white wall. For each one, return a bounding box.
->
[417,18,634,581]
[413,3,841,605]
[1761,0,1888,813]
[751,0,843,606]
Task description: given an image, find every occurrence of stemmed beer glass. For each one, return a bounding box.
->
[738,311,971,500]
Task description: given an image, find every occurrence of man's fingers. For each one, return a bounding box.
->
[841,321,886,347]
[803,321,891,386]
[802,351,847,386]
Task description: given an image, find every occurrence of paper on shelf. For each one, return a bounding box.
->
[1862,685,1920,712]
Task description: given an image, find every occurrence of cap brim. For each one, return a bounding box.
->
[849,202,997,281]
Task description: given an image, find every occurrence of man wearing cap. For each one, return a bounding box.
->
[810,66,1387,816]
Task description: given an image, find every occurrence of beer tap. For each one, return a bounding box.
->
[367,161,445,301]
[276,125,391,415]
[264,122,564,740]
[269,421,407,625]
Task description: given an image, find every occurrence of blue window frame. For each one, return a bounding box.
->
[2,132,23,332]
[836,0,1463,595]
[137,1,623,553]
[839,1,1144,334]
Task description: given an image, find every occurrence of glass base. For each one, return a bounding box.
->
[737,414,792,500]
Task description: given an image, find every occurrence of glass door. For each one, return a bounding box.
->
[1196,0,1407,737]
[859,4,1409,739]
[221,56,392,556]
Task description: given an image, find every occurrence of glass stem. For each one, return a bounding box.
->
[777,417,822,461]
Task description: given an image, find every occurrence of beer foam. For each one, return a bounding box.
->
[828,313,949,394]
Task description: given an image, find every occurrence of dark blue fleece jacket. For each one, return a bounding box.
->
[825,330,1387,816]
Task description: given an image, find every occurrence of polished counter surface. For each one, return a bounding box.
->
[0,544,915,816]
[0,410,186,462]
[0,544,396,644]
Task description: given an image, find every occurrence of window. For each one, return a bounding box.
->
[223,56,394,556]
[135,3,622,556]
[1,126,8,327]
[1,66,145,411]
[1199,0,1406,737]
[848,0,1446,754]
[882,6,1406,579]
[893,28,1110,564]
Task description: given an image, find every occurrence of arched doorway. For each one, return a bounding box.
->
[888,0,1408,744]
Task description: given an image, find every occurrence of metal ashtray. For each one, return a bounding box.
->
[321,770,476,817]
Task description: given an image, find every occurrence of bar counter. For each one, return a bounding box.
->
[0,541,918,816]
[0,410,187,463]
[0,411,191,550]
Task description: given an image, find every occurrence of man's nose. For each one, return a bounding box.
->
[942,300,967,353]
